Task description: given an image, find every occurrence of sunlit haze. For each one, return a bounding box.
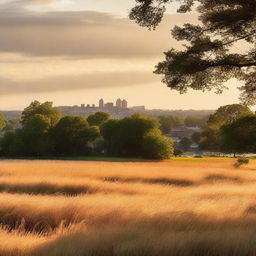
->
[0,0,241,110]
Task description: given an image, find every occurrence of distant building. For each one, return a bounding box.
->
[131,106,145,111]
[105,102,114,109]
[99,99,104,108]
[122,99,128,109]
[116,98,122,108]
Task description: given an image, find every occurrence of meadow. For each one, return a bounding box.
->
[0,158,256,255]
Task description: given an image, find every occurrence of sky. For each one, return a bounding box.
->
[0,0,242,110]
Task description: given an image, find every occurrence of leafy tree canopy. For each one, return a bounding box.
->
[158,115,184,134]
[220,115,256,155]
[130,0,256,105]
[3,119,20,132]
[207,104,252,130]
[142,134,173,159]
[19,115,54,156]
[1,130,24,156]
[23,114,51,136]
[199,104,252,151]
[21,101,61,127]
[199,128,220,151]
[184,116,207,127]
[87,112,111,127]
[101,114,160,157]
[54,116,100,155]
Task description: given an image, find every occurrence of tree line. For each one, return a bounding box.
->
[157,104,256,157]
[158,115,208,134]
[1,101,255,158]
[0,101,173,160]
[199,104,256,157]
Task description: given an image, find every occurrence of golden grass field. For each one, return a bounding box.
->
[0,158,256,255]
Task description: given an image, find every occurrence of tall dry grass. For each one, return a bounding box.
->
[0,159,256,255]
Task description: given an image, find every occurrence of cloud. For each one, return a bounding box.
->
[0,0,197,99]
[0,1,197,59]
[0,70,158,95]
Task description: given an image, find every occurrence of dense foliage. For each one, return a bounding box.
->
[101,114,173,159]
[21,101,61,127]
[184,116,208,128]
[53,116,100,155]
[142,133,173,159]
[158,114,208,134]
[199,104,252,151]
[87,112,111,127]
[130,0,256,105]
[220,115,256,156]
[158,115,184,134]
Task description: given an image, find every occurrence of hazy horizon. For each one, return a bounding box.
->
[0,0,243,110]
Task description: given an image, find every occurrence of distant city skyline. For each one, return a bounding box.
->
[61,98,145,111]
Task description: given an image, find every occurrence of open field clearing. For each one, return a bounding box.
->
[0,159,256,255]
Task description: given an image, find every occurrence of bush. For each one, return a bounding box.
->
[234,158,249,168]
[101,115,160,157]
[141,135,173,160]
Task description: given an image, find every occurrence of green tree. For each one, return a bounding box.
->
[142,134,173,160]
[130,1,256,105]
[0,114,6,131]
[184,115,208,128]
[54,116,100,155]
[199,128,220,152]
[3,119,20,132]
[100,119,120,155]
[1,114,55,156]
[220,115,256,157]
[179,137,192,151]
[21,101,61,127]
[207,104,252,130]
[1,130,24,156]
[158,115,184,134]
[87,112,111,127]
[22,114,55,156]
[101,114,163,158]
[184,116,200,127]
[200,104,253,151]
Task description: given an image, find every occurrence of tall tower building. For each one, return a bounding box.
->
[99,99,104,108]
[122,99,128,109]
[116,98,122,108]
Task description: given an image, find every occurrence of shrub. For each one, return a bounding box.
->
[141,135,173,160]
[234,158,249,168]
